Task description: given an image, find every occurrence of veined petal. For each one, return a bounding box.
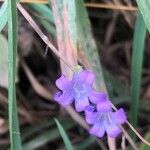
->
[115,108,126,124]
[54,91,74,106]
[97,100,112,112]
[55,75,70,90]
[85,105,97,124]
[89,90,107,104]
[90,123,105,138]
[79,70,95,86]
[75,97,89,112]
[106,125,121,138]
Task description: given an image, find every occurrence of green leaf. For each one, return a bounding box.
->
[8,0,22,149]
[76,0,106,91]
[55,118,74,150]
[29,4,56,38]
[0,34,8,87]
[130,12,147,127]
[136,0,150,32]
[23,120,74,150]
[0,1,8,32]
[29,4,54,24]
[0,34,18,88]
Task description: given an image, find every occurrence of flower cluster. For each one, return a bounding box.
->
[54,69,126,138]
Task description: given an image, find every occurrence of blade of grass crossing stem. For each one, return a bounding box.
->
[0,1,8,32]
[136,0,150,33]
[54,118,74,150]
[8,0,22,149]
[130,12,147,128]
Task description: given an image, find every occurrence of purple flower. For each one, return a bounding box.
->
[54,70,106,112]
[85,101,126,138]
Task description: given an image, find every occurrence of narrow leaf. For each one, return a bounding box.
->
[8,0,22,149]
[51,0,77,78]
[0,34,8,87]
[76,0,106,91]
[130,12,147,127]
[0,1,8,32]
[55,118,74,150]
[136,0,150,32]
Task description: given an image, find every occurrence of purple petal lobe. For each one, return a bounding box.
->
[90,123,105,138]
[97,100,112,112]
[85,105,97,124]
[79,70,95,85]
[55,75,70,90]
[89,90,107,104]
[75,97,89,112]
[115,108,126,124]
[106,125,121,138]
[54,91,74,106]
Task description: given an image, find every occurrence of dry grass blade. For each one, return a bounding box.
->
[51,0,77,78]
[85,3,137,11]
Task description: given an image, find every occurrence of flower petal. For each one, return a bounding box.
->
[106,125,121,138]
[85,105,97,124]
[54,91,74,106]
[79,70,95,85]
[90,123,105,138]
[115,108,126,124]
[89,90,107,104]
[75,97,89,112]
[97,100,112,112]
[55,75,70,90]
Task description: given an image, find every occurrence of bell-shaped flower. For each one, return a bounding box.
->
[85,101,126,138]
[54,70,106,112]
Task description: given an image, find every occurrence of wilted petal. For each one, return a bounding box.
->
[85,105,97,124]
[97,100,112,112]
[106,125,121,138]
[89,90,107,104]
[79,70,95,86]
[55,75,70,90]
[115,108,126,124]
[90,123,105,138]
[54,91,74,106]
[75,97,89,112]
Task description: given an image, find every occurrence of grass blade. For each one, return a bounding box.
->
[54,118,74,150]
[136,0,150,33]
[51,0,77,78]
[0,1,8,32]
[28,4,54,23]
[29,4,56,37]
[8,0,22,149]
[76,0,106,91]
[130,12,147,127]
